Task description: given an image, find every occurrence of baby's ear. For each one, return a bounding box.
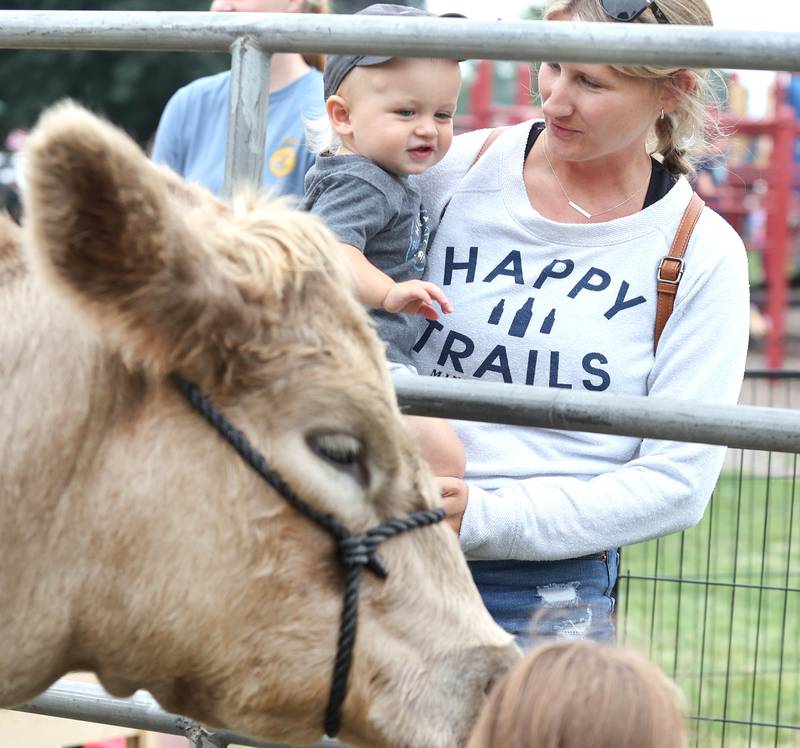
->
[326,95,354,137]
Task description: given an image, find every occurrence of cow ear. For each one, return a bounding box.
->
[22,101,261,388]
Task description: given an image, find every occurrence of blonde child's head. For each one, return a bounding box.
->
[324,56,460,176]
[309,4,463,175]
[468,639,688,748]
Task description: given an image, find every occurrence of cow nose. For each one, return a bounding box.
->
[483,673,498,696]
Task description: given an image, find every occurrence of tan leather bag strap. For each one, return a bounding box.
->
[654,192,705,352]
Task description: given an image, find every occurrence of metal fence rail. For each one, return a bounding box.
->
[12,681,328,748]
[392,375,800,453]
[0,11,798,71]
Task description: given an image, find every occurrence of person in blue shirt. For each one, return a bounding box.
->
[152,0,329,198]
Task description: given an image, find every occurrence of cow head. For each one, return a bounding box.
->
[0,102,518,748]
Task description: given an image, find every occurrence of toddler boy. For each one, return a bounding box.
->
[301,3,465,479]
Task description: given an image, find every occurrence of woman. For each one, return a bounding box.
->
[411,0,749,642]
[151,0,329,198]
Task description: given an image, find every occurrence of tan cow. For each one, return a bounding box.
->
[0,102,518,748]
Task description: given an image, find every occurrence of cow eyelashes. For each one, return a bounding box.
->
[307,432,368,487]
[309,433,363,465]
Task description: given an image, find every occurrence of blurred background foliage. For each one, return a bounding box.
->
[0,1,230,145]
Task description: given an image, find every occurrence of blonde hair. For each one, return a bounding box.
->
[304,111,338,154]
[543,0,720,179]
[467,640,688,748]
[305,57,461,155]
[300,0,331,72]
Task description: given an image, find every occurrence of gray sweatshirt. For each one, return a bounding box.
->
[302,153,430,366]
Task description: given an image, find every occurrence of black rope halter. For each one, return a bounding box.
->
[172,374,445,738]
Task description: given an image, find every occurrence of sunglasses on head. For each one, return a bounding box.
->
[600,0,670,24]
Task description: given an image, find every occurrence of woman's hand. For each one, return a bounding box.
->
[437,477,468,535]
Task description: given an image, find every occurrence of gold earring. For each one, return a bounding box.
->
[660,109,666,120]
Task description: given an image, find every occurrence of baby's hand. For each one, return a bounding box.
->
[382,280,453,320]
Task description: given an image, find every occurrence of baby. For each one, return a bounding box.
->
[302,3,465,481]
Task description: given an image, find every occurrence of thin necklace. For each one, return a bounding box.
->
[542,142,646,220]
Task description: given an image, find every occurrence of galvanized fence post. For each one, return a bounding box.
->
[224,35,272,200]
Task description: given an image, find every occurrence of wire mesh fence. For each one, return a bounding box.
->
[617,371,800,747]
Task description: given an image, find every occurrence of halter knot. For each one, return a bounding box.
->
[338,533,389,578]
[171,374,446,740]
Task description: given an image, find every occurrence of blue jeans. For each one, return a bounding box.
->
[468,550,619,648]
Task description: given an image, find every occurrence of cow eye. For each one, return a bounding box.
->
[307,432,368,486]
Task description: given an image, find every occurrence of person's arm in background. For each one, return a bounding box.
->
[294,139,318,193]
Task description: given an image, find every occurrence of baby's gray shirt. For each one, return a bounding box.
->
[302,153,430,366]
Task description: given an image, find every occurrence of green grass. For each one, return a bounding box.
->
[618,458,800,746]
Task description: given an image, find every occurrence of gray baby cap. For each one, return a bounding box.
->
[322,3,466,100]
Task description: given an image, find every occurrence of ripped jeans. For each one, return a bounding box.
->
[468,550,619,648]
